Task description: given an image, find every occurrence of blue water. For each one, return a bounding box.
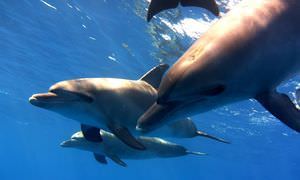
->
[1,0,300,179]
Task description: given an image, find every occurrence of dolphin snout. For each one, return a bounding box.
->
[29,93,58,107]
[29,96,38,105]
[60,140,76,147]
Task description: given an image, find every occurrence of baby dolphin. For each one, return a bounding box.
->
[60,130,206,167]
[137,0,300,133]
[29,64,228,150]
[146,0,219,22]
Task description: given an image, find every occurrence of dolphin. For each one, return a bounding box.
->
[137,0,300,133]
[146,0,219,22]
[60,130,206,167]
[29,64,228,150]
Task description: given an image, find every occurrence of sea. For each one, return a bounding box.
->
[0,0,299,179]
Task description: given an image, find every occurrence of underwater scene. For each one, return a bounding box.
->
[1,0,300,179]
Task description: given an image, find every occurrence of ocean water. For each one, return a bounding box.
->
[0,0,300,179]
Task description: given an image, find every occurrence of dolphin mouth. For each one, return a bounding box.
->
[29,90,93,107]
[136,102,177,133]
[60,131,86,147]
[29,92,75,107]
[60,139,76,147]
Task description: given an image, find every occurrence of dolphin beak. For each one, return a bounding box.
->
[60,140,75,147]
[29,90,93,108]
[136,102,175,133]
[29,93,59,107]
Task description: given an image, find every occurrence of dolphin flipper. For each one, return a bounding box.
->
[81,124,103,142]
[108,124,146,150]
[107,154,127,167]
[255,91,300,132]
[139,64,169,89]
[93,153,108,165]
[147,0,219,21]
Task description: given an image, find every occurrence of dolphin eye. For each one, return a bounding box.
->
[49,88,65,95]
[49,88,93,103]
[49,89,59,94]
[74,92,94,103]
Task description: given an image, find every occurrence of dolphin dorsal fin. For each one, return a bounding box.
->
[139,64,169,89]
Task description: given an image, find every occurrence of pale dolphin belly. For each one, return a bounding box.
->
[101,132,187,159]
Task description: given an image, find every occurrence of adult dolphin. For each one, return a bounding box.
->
[137,0,300,133]
[29,64,228,150]
[146,0,219,21]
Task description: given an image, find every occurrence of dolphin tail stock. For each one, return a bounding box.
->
[186,150,207,156]
[255,90,300,133]
[196,130,230,144]
[146,0,220,22]
[108,124,146,150]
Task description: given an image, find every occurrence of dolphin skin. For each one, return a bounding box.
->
[60,130,206,167]
[138,0,300,133]
[29,64,228,150]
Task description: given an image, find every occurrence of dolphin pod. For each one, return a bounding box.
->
[29,64,228,151]
[60,130,206,167]
[137,0,300,133]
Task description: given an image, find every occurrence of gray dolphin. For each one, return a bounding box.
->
[60,130,206,167]
[29,64,228,150]
[146,0,219,22]
[137,0,300,133]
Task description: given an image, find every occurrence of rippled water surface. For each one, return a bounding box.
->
[0,0,300,179]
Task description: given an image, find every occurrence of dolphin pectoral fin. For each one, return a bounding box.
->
[196,131,230,144]
[139,64,169,89]
[255,91,300,132]
[81,124,103,142]
[107,154,127,167]
[181,0,219,16]
[147,0,179,22]
[147,0,219,21]
[108,124,146,150]
[93,153,108,165]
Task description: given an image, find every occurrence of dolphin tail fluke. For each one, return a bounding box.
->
[196,131,230,144]
[109,125,146,150]
[181,0,219,16]
[147,0,219,22]
[256,90,300,133]
[186,151,207,156]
